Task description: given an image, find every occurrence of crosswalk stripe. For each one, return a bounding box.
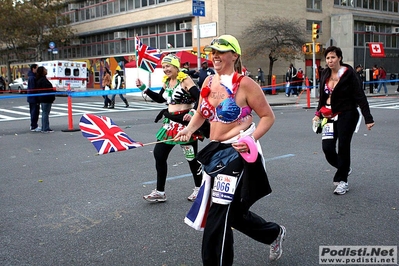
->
[0,101,164,122]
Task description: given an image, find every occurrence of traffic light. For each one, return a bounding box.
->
[315,43,323,53]
[312,23,320,41]
[302,43,312,54]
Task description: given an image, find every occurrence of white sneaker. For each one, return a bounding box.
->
[187,187,200,202]
[334,181,349,195]
[269,225,286,261]
[143,190,167,202]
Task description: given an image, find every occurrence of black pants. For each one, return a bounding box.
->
[322,109,358,183]
[29,102,40,129]
[153,141,201,191]
[202,156,280,266]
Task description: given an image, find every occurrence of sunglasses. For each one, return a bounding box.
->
[210,38,237,53]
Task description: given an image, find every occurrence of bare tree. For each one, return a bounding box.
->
[240,17,307,85]
[0,0,75,83]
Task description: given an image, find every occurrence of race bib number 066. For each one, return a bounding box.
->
[212,174,238,205]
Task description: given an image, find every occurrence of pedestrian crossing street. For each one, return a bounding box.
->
[0,101,165,122]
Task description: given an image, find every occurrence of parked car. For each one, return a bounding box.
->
[8,78,28,94]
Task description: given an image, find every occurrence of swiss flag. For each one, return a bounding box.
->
[368,42,385,58]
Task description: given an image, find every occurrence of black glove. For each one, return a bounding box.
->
[174,90,193,104]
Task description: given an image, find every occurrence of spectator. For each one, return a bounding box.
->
[285,63,298,97]
[296,68,304,93]
[102,68,112,108]
[0,76,6,91]
[257,67,265,86]
[35,66,56,133]
[372,64,379,93]
[109,70,129,108]
[181,62,197,78]
[196,61,215,88]
[355,64,365,90]
[27,64,41,132]
[376,66,388,96]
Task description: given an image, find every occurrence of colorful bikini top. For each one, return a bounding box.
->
[199,73,252,123]
[324,66,348,95]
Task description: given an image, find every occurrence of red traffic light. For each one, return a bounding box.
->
[312,23,320,41]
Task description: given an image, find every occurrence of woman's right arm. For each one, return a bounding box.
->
[175,108,206,142]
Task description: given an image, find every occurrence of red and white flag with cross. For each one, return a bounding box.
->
[368,42,385,58]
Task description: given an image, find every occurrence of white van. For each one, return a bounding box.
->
[36,60,87,91]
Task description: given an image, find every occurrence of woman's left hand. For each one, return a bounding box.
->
[232,142,249,153]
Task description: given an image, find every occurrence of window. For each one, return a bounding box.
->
[159,24,166,33]
[73,69,80,77]
[108,2,114,15]
[307,0,322,10]
[127,0,134,10]
[120,0,126,11]
[149,37,157,48]
[167,35,175,48]
[167,22,175,32]
[159,35,166,49]
[94,71,100,83]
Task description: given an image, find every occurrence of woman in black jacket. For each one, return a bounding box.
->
[36,66,56,133]
[312,46,374,195]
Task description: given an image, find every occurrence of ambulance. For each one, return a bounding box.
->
[36,60,87,91]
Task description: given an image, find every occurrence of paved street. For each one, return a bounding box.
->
[0,90,398,266]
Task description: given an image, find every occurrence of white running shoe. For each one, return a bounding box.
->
[143,190,167,202]
[269,225,286,262]
[187,187,200,202]
[334,181,349,195]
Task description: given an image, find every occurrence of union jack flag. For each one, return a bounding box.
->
[135,36,161,73]
[79,114,143,154]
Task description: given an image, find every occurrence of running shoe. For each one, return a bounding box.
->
[269,225,286,262]
[187,187,200,202]
[334,181,349,195]
[143,190,167,202]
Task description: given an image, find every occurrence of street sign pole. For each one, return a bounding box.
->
[192,0,205,70]
[197,16,201,70]
[312,40,316,98]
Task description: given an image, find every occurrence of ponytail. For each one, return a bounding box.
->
[234,56,242,74]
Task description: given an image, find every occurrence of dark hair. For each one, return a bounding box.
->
[36,66,47,78]
[324,46,343,64]
[30,64,38,71]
